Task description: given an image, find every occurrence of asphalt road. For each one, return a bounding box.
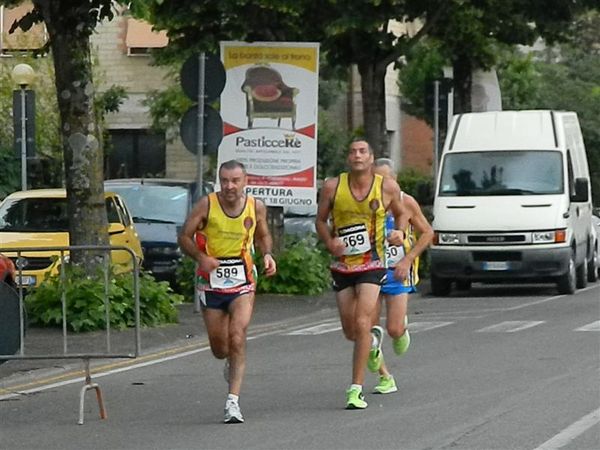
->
[1,282,599,450]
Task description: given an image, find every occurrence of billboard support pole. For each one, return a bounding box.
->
[193,53,206,314]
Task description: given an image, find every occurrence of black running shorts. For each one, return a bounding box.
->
[330,269,387,292]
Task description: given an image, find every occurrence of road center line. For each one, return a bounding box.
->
[533,408,600,450]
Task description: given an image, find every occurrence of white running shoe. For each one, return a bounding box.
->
[224,399,244,424]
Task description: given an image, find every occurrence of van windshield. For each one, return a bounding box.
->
[438,150,563,196]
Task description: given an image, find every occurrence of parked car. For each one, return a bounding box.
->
[104,178,212,285]
[284,214,316,236]
[0,189,143,288]
[0,253,16,288]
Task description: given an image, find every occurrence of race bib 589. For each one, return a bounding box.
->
[209,258,247,289]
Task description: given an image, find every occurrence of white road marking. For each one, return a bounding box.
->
[533,408,600,450]
[476,321,545,333]
[285,321,341,335]
[575,320,600,332]
[409,321,454,333]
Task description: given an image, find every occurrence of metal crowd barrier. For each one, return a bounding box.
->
[0,245,140,424]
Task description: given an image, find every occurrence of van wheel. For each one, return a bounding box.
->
[456,280,471,291]
[431,274,451,296]
[557,252,576,295]
[576,258,588,289]
[587,244,599,283]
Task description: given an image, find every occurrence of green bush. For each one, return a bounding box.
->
[26,266,183,332]
[175,256,196,301]
[397,168,434,206]
[256,235,332,295]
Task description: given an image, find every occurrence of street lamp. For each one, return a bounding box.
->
[11,63,36,191]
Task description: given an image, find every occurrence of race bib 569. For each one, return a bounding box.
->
[338,224,371,256]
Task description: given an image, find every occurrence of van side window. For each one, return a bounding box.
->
[566,151,575,196]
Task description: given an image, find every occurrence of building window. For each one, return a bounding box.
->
[105,129,166,179]
[1,3,47,55]
[124,18,168,56]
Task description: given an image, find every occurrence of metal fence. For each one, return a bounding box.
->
[0,245,140,424]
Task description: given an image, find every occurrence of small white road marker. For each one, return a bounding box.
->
[286,321,341,335]
[408,321,454,333]
[476,321,545,333]
[575,320,600,332]
[533,408,600,450]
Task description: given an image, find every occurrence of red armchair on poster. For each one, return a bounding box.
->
[241,64,299,130]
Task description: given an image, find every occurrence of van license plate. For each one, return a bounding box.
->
[483,261,509,271]
[16,275,36,286]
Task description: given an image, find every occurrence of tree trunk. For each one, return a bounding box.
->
[452,56,473,114]
[357,61,389,158]
[36,1,109,268]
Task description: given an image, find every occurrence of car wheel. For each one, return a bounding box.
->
[576,256,588,289]
[431,273,451,297]
[587,243,599,283]
[557,251,576,295]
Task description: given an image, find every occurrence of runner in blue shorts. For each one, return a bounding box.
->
[367,158,434,394]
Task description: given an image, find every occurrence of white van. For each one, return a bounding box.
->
[429,110,597,295]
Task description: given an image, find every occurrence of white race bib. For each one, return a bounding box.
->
[386,244,405,267]
[338,224,371,256]
[209,258,247,289]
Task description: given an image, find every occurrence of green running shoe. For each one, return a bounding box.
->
[373,375,398,394]
[345,386,368,409]
[393,317,410,355]
[367,325,384,372]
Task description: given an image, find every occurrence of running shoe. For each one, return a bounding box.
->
[345,386,368,409]
[373,375,398,394]
[393,316,410,356]
[224,399,244,423]
[367,325,384,372]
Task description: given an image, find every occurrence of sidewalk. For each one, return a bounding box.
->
[0,290,338,385]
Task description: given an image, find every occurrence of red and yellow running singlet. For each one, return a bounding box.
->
[330,173,387,273]
[195,193,257,293]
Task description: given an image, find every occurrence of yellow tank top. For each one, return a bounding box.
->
[196,193,257,292]
[331,173,386,272]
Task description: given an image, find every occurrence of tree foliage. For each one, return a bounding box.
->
[0,0,130,270]
[413,0,595,113]
[130,0,450,158]
[133,0,594,158]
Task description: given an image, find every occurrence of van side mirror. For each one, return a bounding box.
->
[571,178,589,203]
[108,223,126,235]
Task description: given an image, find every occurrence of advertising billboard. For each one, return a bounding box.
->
[218,41,319,214]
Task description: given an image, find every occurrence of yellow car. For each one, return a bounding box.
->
[0,189,143,288]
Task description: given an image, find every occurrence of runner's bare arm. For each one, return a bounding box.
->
[383,178,408,245]
[177,196,220,272]
[316,177,345,257]
[394,194,434,280]
[254,199,277,277]
[405,195,434,260]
